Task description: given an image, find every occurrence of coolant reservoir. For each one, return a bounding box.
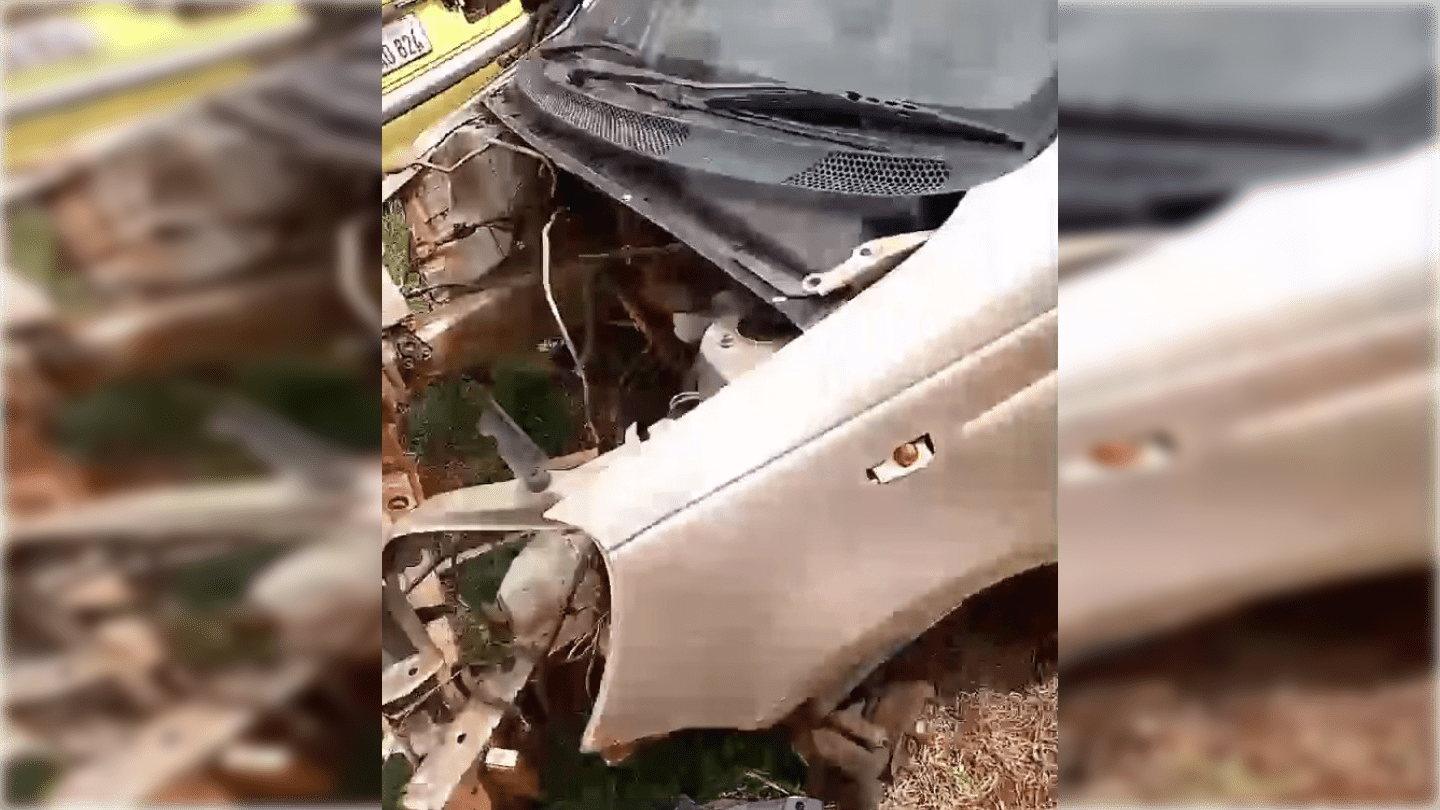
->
[694,319,789,399]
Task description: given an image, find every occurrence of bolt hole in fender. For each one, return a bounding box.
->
[544,142,1057,756]
[866,434,935,484]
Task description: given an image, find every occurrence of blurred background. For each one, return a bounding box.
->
[1058,0,1435,804]
[3,1,380,804]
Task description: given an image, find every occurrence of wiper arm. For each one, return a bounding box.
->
[703,88,1024,148]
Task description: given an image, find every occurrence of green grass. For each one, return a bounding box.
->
[382,754,412,810]
[406,361,575,476]
[6,203,90,307]
[538,721,807,810]
[454,543,522,666]
[383,200,413,289]
[232,358,380,452]
[51,356,377,473]
[5,757,60,805]
[407,375,492,460]
[491,361,576,458]
[379,720,805,810]
[6,205,57,281]
[384,202,430,315]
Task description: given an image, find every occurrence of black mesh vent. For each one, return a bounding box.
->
[519,68,689,157]
[783,151,951,196]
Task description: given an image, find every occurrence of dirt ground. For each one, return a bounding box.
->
[1059,568,1433,804]
[881,566,1059,810]
[882,674,1058,810]
[875,566,1433,810]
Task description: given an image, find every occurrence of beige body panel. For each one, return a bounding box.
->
[1058,144,1438,660]
[548,143,1059,752]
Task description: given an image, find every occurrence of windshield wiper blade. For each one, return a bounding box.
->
[544,54,1025,149]
[538,41,645,63]
[703,88,1024,148]
[556,60,790,93]
[540,44,787,92]
[629,87,893,151]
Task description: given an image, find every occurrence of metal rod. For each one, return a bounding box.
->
[478,390,553,493]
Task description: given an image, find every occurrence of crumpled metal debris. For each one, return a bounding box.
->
[4,7,380,804]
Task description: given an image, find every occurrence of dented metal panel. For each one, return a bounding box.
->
[546,143,1058,751]
[399,530,588,810]
[402,123,538,291]
[577,326,1056,752]
[548,143,1058,553]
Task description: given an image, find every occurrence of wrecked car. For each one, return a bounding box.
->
[380,1,1057,809]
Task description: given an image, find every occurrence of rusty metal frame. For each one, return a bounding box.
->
[3,14,383,803]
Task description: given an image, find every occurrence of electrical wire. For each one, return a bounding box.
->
[408,130,559,197]
[541,209,599,447]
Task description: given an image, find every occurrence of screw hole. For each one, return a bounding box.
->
[408,666,418,676]
[456,733,467,744]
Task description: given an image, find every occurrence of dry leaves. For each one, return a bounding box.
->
[882,675,1058,810]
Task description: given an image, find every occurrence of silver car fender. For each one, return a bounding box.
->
[547,143,1059,753]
